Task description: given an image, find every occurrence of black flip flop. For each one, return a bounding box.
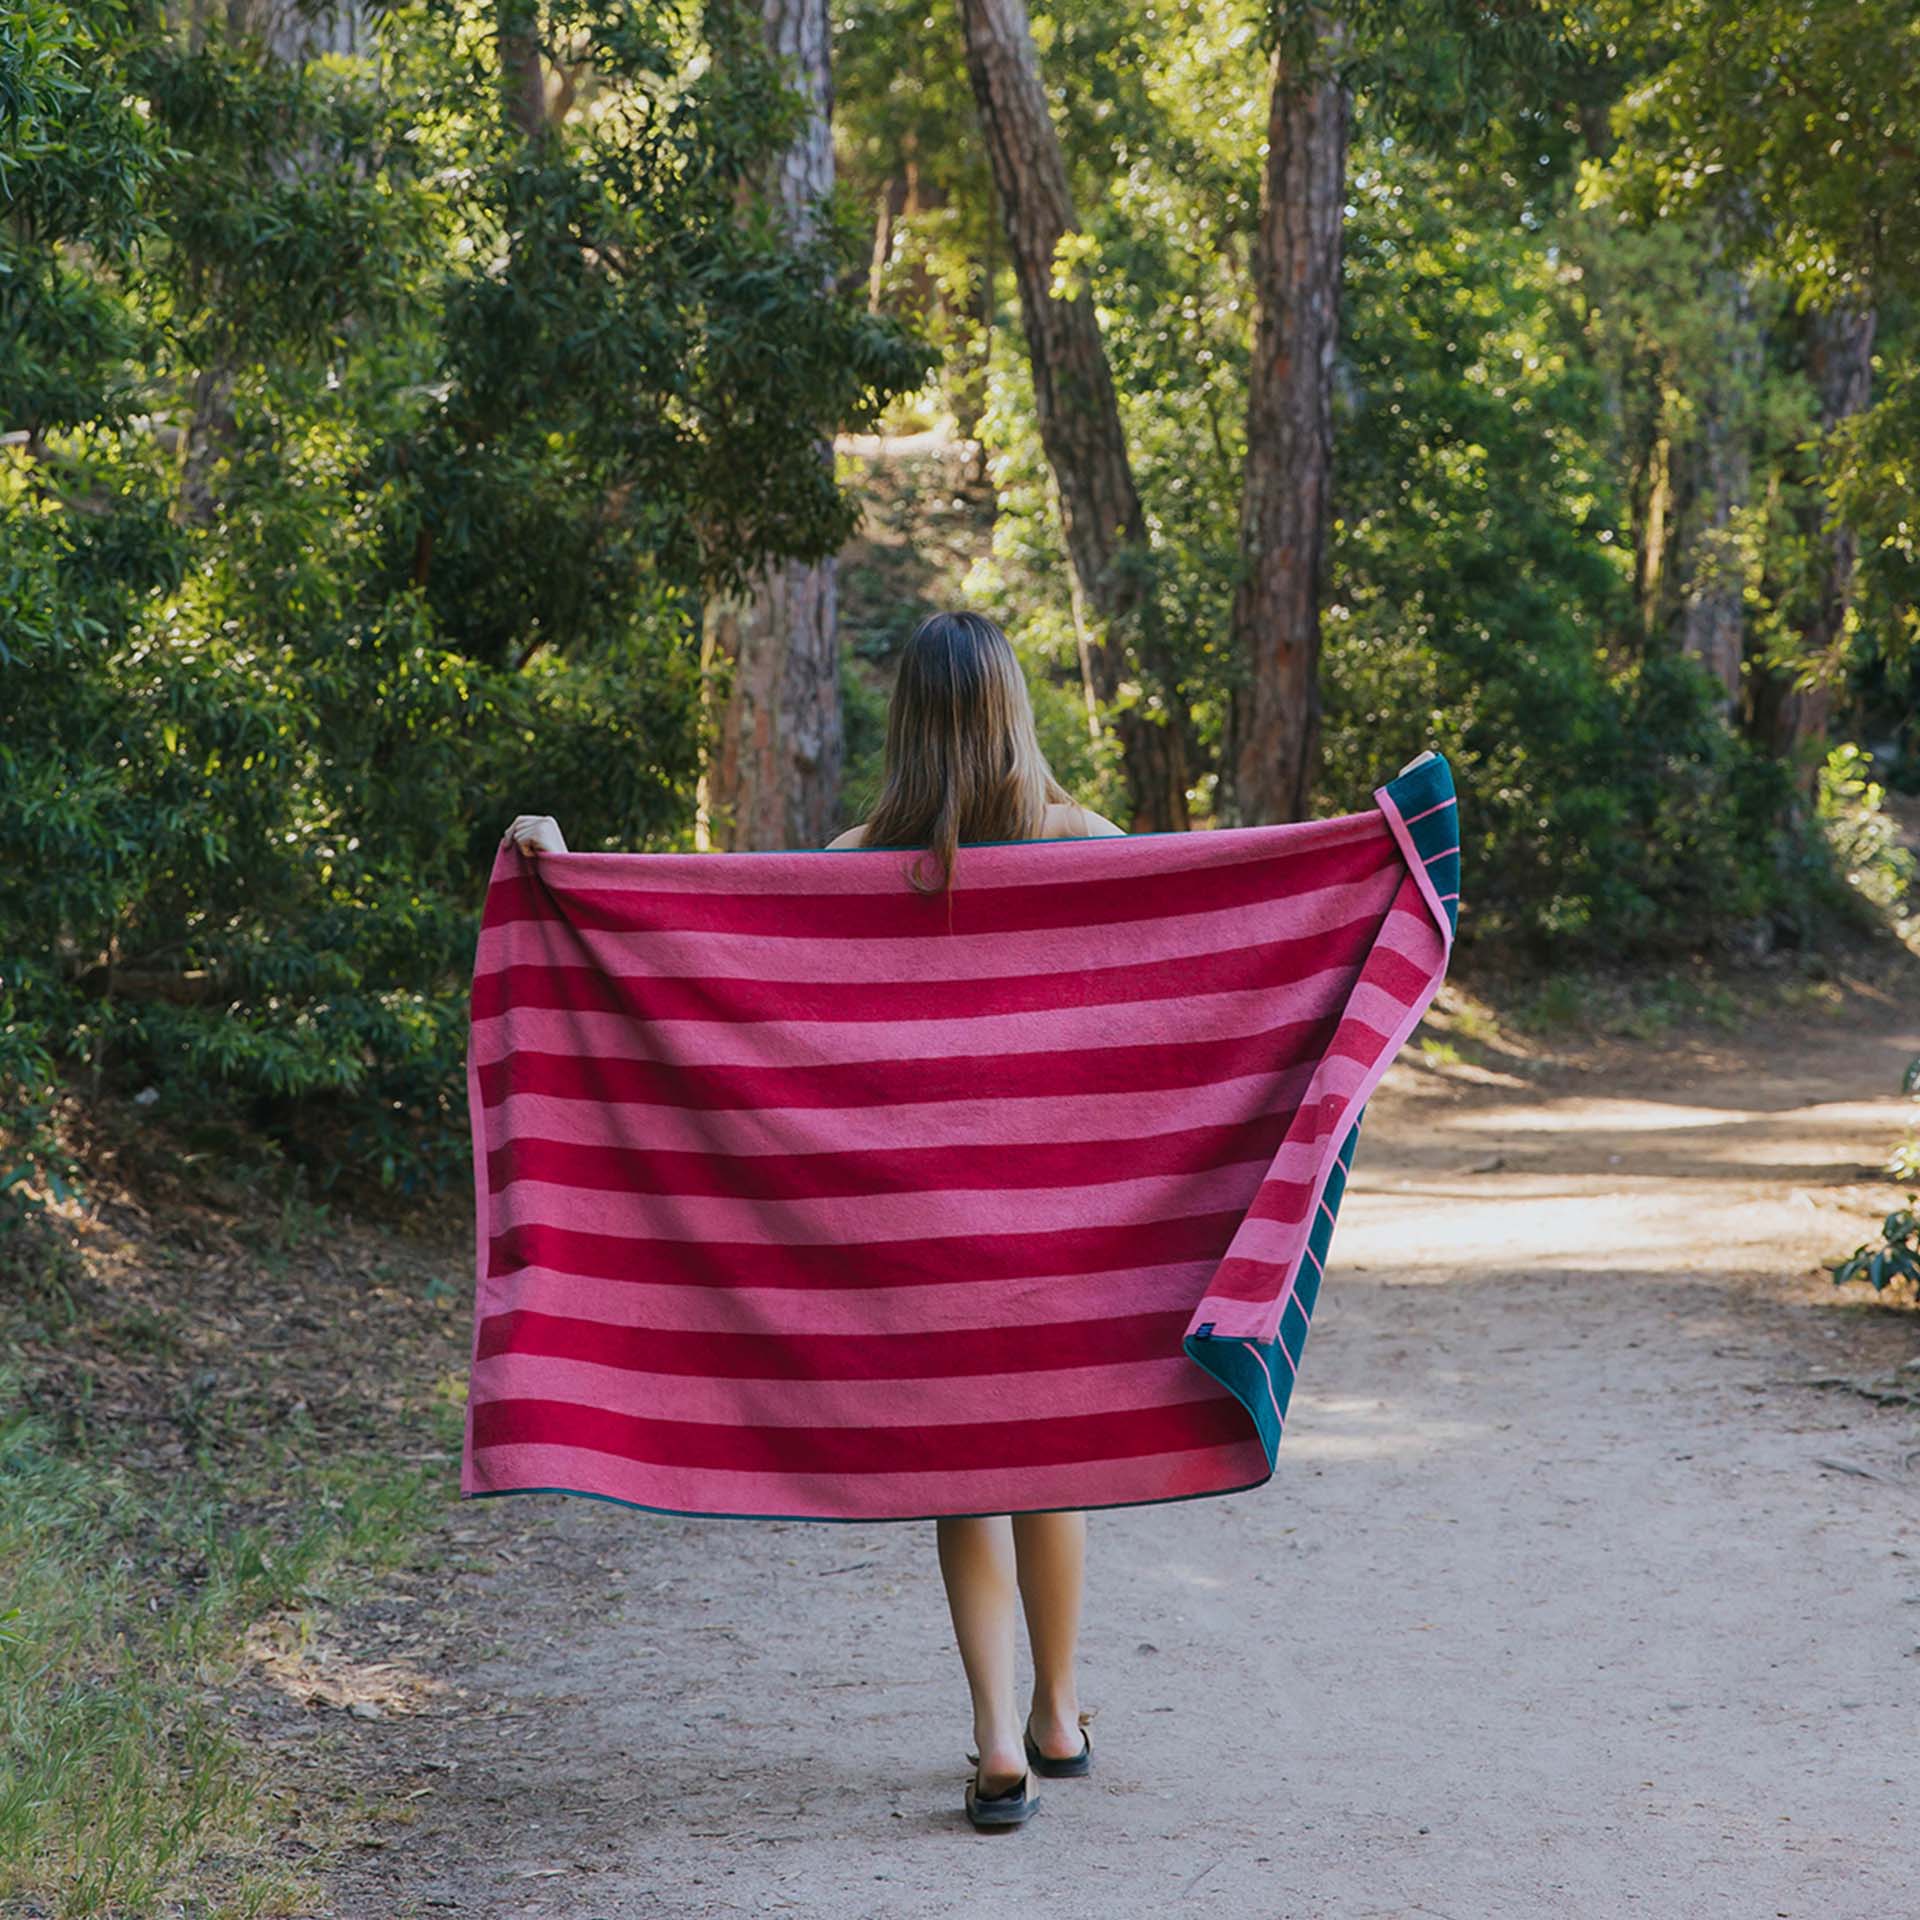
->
[1024,1717,1092,1778]
[964,1767,1038,1830]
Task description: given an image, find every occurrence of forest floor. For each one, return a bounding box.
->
[300,964,1920,1920]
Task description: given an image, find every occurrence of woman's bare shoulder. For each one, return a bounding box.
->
[1043,801,1126,839]
[824,822,869,850]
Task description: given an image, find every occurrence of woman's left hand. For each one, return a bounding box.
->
[505,814,568,857]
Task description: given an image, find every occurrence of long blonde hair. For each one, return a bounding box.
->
[860,611,1072,893]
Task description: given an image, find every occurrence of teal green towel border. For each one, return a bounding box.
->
[1184,751,1458,1469]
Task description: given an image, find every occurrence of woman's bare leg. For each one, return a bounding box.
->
[1012,1509,1086,1759]
[935,1515,1024,1789]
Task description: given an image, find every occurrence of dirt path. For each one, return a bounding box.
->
[332,991,1920,1919]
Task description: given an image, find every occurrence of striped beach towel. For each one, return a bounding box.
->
[461,751,1459,1522]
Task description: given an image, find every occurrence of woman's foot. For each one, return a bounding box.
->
[971,1734,1027,1795]
[1025,1702,1086,1764]
[965,1763,1038,1830]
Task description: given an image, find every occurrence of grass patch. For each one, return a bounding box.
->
[0,1128,472,1919]
[0,1359,460,1917]
[1401,985,1544,1080]
[1512,973,1587,1033]
[1443,997,1504,1047]
[1510,966,1751,1041]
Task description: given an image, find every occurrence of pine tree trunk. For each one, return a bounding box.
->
[1224,16,1348,825]
[1676,270,1755,709]
[700,0,843,851]
[1775,303,1876,762]
[957,0,1189,831]
[247,0,368,60]
[180,1,376,520]
[497,7,549,145]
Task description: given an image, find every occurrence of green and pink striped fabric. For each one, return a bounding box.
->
[460,752,1458,1521]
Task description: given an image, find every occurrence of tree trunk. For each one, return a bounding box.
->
[1676,270,1755,709]
[179,1,375,521]
[1223,15,1348,825]
[868,176,903,313]
[1636,402,1674,642]
[1758,303,1876,770]
[957,0,1189,831]
[231,0,369,58]
[497,8,549,144]
[700,0,844,850]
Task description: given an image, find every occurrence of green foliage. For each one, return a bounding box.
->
[1832,1204,1920,1294]
[1816,743,1916,924]
[0,1361,452,1912]
[870,1,1874,956]
[1325,140,1662,946]
[1825,364,1920,696]
[1832,1204,1920,1297]
[4,0,1917,1194]
[1597,0,1920,305]
[1590,1,1920,735]
[839,635,893,821]
[1832,1054,1920,1295]
[1,0,930,1199]
[837,0,998,434]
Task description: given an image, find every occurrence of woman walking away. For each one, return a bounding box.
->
[830,612,1121,1827]
[505,609,1125,1832]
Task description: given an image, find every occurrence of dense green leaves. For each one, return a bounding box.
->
[840,0,1914,948]
[1,0,930,1193]
[3,0,1914,1198]
[1598,0,1920,304]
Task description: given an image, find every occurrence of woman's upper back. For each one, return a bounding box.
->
[826,800,1125,851]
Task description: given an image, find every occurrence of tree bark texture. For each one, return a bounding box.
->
[179,2,375,521]
[1761,302,1876,767]
[237,0,368,60]
[1781,295,1873,760]
[702,540,841,849]
[701,0,844,850]
[958,0,1189,831]
[1224,18,1348,826]
[1676,270,1756,709]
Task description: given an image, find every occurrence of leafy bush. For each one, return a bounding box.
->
[1832,1055,1920,1296]
[0,1,930,1203]
[1816,743,1918,932]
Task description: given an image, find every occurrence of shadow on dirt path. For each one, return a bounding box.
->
[326,991,1920,1920]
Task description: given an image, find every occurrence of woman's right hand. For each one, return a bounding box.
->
[505,814,568,857]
